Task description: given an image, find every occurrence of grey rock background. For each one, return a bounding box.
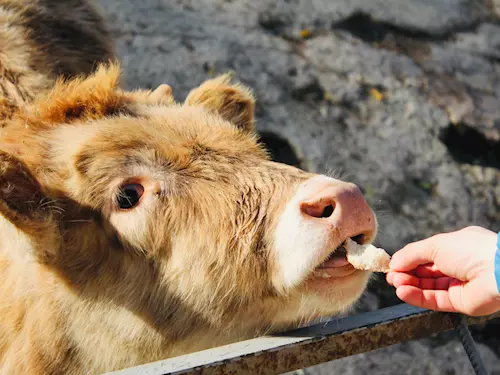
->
[97,0,500,373]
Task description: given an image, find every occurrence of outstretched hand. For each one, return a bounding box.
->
[386,226,500,316]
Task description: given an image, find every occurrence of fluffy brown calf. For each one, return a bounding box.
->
[0,1,378,374]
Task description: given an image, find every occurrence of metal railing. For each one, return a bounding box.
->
[105,304,500,375]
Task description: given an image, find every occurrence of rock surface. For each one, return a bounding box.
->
[97,0,500,373]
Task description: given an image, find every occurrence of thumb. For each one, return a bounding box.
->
[390,236,439,272]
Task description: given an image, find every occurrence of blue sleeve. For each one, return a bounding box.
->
[495,232,500,293]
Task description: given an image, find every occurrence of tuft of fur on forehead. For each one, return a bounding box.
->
[12,62,178,134]
[21,63,133,128]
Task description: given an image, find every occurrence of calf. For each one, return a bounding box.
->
[0,1,377,374]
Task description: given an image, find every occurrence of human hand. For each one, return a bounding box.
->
[386,226,500,316]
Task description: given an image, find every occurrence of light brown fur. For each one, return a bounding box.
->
[0,2,376,374]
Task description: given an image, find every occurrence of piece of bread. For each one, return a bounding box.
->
[345,238,391,273]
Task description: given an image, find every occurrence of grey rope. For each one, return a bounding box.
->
[456,314,488,375]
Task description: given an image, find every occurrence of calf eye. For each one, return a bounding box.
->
[117,183,144,210]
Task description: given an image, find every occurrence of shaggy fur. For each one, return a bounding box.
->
[0,1,376,374]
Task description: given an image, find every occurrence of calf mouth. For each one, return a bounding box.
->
[311,235,366,279]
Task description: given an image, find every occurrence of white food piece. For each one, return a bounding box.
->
[344,238,391,273]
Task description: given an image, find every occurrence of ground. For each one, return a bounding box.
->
[97,0,500,373]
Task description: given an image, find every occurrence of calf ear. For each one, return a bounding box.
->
[184,74,256,132]
[0,151,58,259]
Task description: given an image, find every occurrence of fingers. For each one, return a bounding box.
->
[413,264,446,278]
[387,271,454,290]
[386,266,439,285]
[395,286,458,312]
[389,237,440,272]
[387,264,446,280]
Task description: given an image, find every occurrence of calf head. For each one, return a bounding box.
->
[0,64,377,349]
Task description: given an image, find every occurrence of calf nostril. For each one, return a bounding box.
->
[351,234,366,245]
[300,201,335,219]
[321,204,334,218]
